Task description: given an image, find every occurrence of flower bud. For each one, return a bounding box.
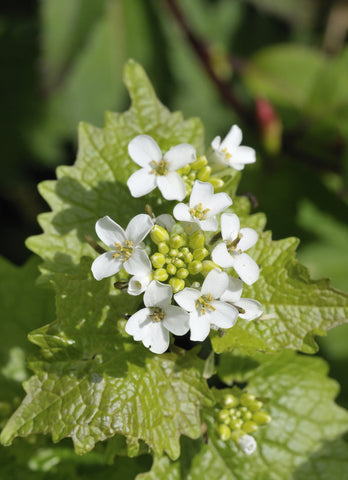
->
[179,164,191,175]
[242,411,253,421]
[218,409,230,424]
[240,393,256,407]
[197,165,212,182]
[193,247,209,261]
[218,424,231,441]
[153,268,168,282]
[166,264,177,276]
[242,421,258,434]
[151,253,166,269]
[169,248,179,257]
[169,234,186,249]
[174,258,185,268]
[229,419,243,430]
[188,261,203,275]
[253,411,272,425]
[238,433,257,455]
[184,252,194,263]
[191,155,208,170]
[158,242,169,254]
[189,230,205,249]
[231,430,244,442]
[208,177,224,189]
[176,268,189,279]
[188,172,196,181]
[249,400,263,412]
[151,225,169,244]
[202,260,219,275]
[223,394,239,408]
[169,277,185,293]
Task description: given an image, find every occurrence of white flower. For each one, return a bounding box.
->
[128,261,152,296]
[127,135,196,201]
[238,434,257,455]
[173,180,232,231]
[125,280,190,354]
[220,276,263,321]
[91,214,153,280]
[211,125,256,170]
[212,213,259,285]
[174,269,238,341]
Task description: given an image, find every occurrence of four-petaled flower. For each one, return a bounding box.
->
[125,280,190,354]
[173,180,232,231]
[127,135,196,200]
[211,125,256,171]
[238,434,257,455]
[91,214,153,280]
[174,269,239,341]
[212,213,260,285]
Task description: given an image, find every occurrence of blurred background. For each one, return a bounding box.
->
[1,0,348,406]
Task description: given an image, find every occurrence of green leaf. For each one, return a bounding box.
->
[0,260,213,459]
[211,228,348,354]
[141,352,348,479]
[26,60,204,277]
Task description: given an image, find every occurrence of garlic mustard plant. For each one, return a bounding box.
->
[210,124,256,170]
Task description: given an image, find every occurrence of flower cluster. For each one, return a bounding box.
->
[216,389,271,454]
[91,127,262,354]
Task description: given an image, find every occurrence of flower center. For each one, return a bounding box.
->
[150,307,166,322]
[113,240,134,261]
[150,158,169,176]
[189,202,210,220]
[221,147,232,161]
[226,234,242,253]
[196,293,216,315]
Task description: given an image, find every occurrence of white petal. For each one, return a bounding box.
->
[173,203,192,222]
[220,276,243,303]
[234,299,263,321]
[128,273,151,296]
[125,308,151,340]
[233,253,260,285]
[156,214,175,232]
[143,322,170,354]
[230,162,245,171]
[189,311,211,342]
[238,434,257,455]
[157,172,186,201]
[211,242,234,268]
[221,125,242,152]
[163,306,190,335]
[210,301,238,329]
[201,269,229,299]
[174,287,201,312]
[208,192,232,216]
[238,228,258,252]
[221,213,240,242]
[211,136,221,151]
[198,217,218,232]
[126,214,153,245]
[127,169,157,198]
[124,248,151,275]
[95,216,126,247]
[164,143,196,170]
[91,251,122,280]
[144,280,172,308]
[128,134,162,167]
[234,146,256,165]
[189,181,213,208]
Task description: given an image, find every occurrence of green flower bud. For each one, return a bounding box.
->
[151,225,169,244]
[158,242,169,255]
[169,277,185,293]
[224,393,239,413]
[197,165,212,181]
[189,230,205,249]
[218,424,231,441]
[167,264,177,276]
[184,252,194,263]
[193,247,209,261]
[169,248,179,257]
[151,253,166,269]
[169,234,186,249]
[242,421,258,434]
[223,394,239,408]
[253,411,272,425]
[176,267,189,279]
[249,400,263,412]
[165,256,172,264]
[174,258,185,268]
[188,260,203,275]
[180,164,191,175]
[229,419,243,430]
[181,247,190,256]
[209,177,224,189]
[242,411,253,421]
[153,268,168,282]
[240,393,256,407]
[231,430,245,442]
[202,260,218,275]
[218,409,230,424]
[191,155,208,170]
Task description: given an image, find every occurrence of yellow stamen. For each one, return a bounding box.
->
[113,240,134,260]
[190,202,210,220]
[150,307,166,322]
[221,147,232,161]
[150,158,169,176]
[196,293,216,315]
[226,234,242,253]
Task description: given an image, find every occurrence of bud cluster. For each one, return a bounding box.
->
[216,390,271,447]
[150,225,216,293]
[178,156,224,195]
